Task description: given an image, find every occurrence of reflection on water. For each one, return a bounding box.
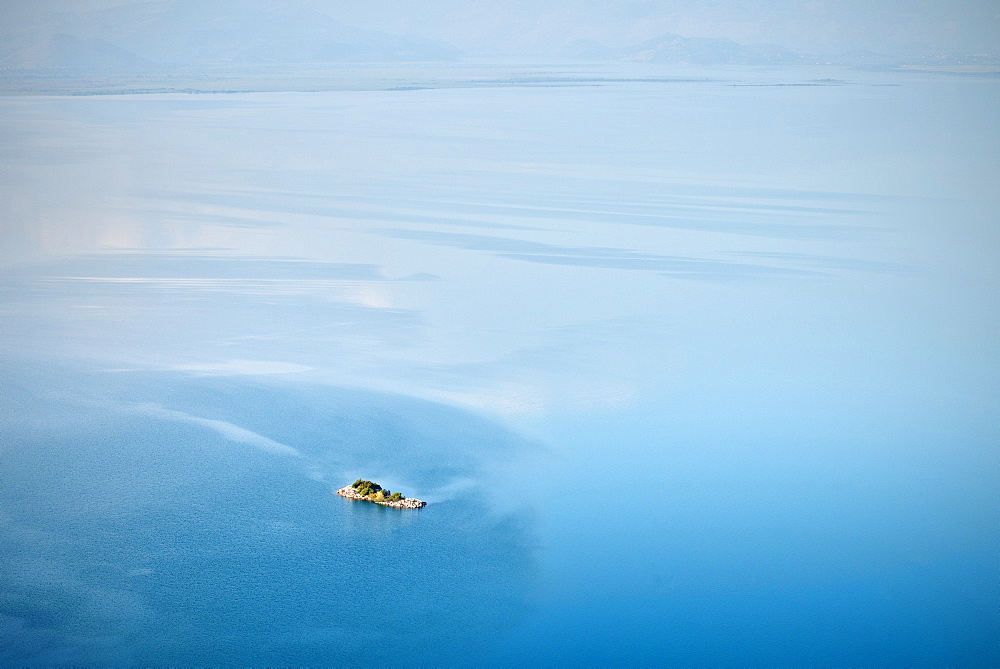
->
[1,64,997,664]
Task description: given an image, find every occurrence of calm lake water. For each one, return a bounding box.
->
[1,63,997,665]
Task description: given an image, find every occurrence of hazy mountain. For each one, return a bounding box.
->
[0,0,461,68]
[3,1,997,63]
[553,33,805,64]
[3,1,992,72]
[1,33,153,71]
[620,33,802,65]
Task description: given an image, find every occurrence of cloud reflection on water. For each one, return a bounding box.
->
[0,65,996,665]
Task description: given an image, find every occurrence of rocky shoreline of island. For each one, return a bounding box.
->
[336,480,426,509]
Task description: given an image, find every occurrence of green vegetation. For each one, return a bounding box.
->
[352,479,404,503]
[352,479,381,497]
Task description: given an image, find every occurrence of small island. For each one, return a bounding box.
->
[336,479,426,509]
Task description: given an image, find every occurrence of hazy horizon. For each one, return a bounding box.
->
[2,0,998,61]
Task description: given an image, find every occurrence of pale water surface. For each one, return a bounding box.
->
[1,64,997,665]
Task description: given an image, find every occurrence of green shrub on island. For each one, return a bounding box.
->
[352,479,382,497]
[351,479,405,502]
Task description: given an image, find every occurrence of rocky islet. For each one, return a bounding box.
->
[336,481,426,509]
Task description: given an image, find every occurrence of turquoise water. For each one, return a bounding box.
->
[1,64,997,665]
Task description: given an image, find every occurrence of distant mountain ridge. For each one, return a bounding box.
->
[2,33,153,71]
[4,1,989,73]
[558,32,999,68]
[0,1,461,70]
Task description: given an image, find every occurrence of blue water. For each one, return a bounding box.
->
[1,64,998,665]
[1,366,534,665]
